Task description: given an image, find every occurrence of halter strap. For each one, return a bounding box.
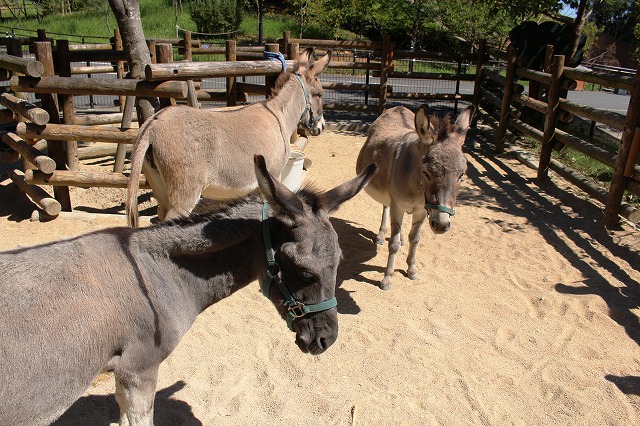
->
[425,203,456,216]
[261,203,337,330]
[294,74,323,129]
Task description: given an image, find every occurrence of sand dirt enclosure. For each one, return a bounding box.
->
[1,124,640,425]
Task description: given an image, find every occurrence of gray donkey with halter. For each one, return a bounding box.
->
[356,104,475,290]
[0,155,377,426]
[127,47,331,226]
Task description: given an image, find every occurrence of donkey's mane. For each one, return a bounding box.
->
[271,70,296,97]
[430,114,454,141]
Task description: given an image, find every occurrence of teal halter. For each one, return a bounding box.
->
[260,203,337,331]
[294,74,323,130]
[425,203,455,216]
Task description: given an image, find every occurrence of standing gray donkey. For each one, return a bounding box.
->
[356,104,475,290]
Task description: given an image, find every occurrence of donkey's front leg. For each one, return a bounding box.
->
[381,205,404,290]
[406,210,428,280]
[115,365,160,426]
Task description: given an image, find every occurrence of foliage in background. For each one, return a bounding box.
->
[188,0,243,36]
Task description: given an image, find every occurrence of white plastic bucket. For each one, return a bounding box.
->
[280,151,305,192]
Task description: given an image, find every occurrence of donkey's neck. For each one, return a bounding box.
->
[266,73,307,139]
[131,200,266,315]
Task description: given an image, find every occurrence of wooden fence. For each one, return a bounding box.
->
[474,41,639,225]
[0,29,638,226]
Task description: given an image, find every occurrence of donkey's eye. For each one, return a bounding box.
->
[300,271,315,281]
[457,173,464,183]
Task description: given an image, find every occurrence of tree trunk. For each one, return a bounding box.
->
[107,0,157,123]
[567,0,589,66]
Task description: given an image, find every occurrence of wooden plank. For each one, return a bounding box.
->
[563,67,633,92]
[145,60,294,81]
[0,93,49,125]
[1,131,56,173]
[16,122,138,144]
[389,71,476,81]
[8,169,61,217]
[558,98,626,131]
[387,92,473,101]
[10,76,188,98]
[516,68,552,85]
[25,169,150,189]
[0,54,44,77]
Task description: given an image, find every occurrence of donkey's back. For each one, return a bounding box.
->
[0,230,146,426]
[356,106,421,207]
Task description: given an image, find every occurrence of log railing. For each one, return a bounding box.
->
[1,29,638,226]
[476,42,639,225]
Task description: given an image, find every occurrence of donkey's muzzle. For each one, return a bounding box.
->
[294,311,338,355]
[429,211,452,234]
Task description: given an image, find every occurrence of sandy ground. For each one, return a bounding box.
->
[1,123,640,425]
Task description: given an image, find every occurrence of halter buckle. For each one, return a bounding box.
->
[287,302,307,318]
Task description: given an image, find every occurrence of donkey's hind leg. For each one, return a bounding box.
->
[376,205,389,245]
[163,183,204,221]
[115,365,159,426]
[381,204,404,290]
[406,210,427,281]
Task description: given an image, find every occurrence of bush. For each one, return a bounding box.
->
[189,0,243,36]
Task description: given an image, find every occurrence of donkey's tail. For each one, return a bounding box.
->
[126,115,154,228]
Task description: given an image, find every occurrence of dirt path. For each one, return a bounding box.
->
[1,125,639,425]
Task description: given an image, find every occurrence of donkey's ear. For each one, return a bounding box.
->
[254,155,304,220]
[309,50,332,77]
[294,47,315,74]
[415,104,434,146]
[453,105,476,145]
[319,163,378,214]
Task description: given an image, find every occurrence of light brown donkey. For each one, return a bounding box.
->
[356,104,475,290]
[126,48,331,227]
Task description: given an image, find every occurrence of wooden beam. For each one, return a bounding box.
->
[16,122,138,144]
[0,93,49,125]
[10,76,188,98]
[0,54,44,77]
[25,169,150,189]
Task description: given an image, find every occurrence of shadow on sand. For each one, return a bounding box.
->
[52,380,201,426]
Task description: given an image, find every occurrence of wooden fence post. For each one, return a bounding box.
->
[495,47,518,152]
[33,40,71,212]
[156,43,175,108]
[55,39,78,172]
[379,34,391,115]
[537,54,565,180]
[471,39,486,121]
[226,39,237,107]
[287,42,299,61]
[281,31,290,57]
[264,43,280,98]
[604,64,640,225]
[183,31,193,61]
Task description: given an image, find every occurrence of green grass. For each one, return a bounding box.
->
[0,1,355,44]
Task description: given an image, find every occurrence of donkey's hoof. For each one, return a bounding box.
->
[375,236,385,245]
[379,279,392,291]
[407,269,419,280]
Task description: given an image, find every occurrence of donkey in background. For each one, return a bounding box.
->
[0,155,377,426]
[127,47,331,227]
[356,104,475,290]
